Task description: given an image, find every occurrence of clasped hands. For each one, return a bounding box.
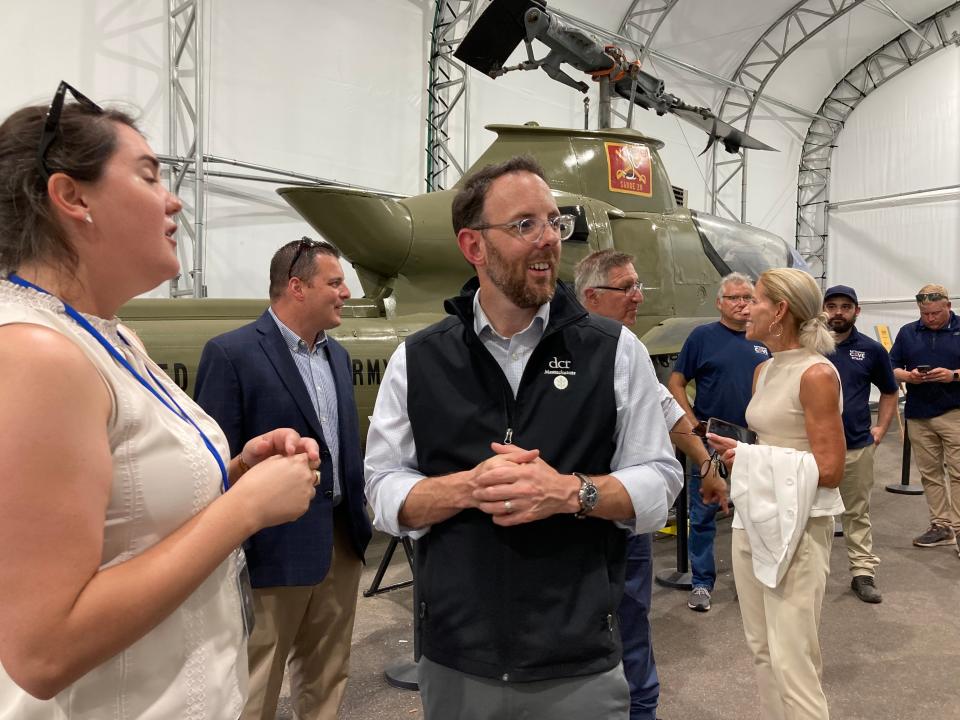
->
[469,442,577,526]
[233,428,323,530]
[239,428,321,472]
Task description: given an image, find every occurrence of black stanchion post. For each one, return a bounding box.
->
[655,449,693,590]
[363,536,415,597]
[887,419,924,495]
[363,535,420,691]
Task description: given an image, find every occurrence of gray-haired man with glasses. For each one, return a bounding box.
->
[365,155,682,719]
[575,248,724,720]
[890,283,960,554]
[668,272,770,612]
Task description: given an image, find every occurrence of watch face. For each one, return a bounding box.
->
[581,484,600,510]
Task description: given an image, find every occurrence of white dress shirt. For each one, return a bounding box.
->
[364,291,683,538]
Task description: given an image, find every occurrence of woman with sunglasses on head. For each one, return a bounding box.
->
[0,86,322,719]
[707,268,845,720]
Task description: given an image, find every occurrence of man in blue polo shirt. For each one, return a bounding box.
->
[890,283,960,555]
[824,285,898,602]
[668,272,769,612]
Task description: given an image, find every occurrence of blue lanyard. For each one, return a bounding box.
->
[7,273,230,492]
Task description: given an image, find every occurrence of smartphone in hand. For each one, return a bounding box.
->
[706,417,758,445]
[916,364,931,374]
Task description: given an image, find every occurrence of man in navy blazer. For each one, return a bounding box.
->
[195,238,372,720]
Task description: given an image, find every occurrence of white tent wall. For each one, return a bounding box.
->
[0,0,428,300]
[827,44,960,339]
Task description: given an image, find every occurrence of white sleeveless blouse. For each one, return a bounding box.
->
[0,279,246,720]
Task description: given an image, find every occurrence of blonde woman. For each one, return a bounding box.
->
[709,268,844,720]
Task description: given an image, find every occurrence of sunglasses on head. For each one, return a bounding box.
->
[36,81,104,184]
[916,292,947,303]
[288,236,324,278]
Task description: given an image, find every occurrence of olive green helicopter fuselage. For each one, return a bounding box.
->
[122,124,801,439]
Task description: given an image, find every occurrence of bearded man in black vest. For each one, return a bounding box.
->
[364,155,683,720]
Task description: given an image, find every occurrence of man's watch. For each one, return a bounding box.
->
[574,472,599,518]
[953,371,959,382]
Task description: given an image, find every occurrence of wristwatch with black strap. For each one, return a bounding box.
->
[573,472,599,518]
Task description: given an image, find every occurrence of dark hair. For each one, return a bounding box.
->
[0,102,139,274]
[451,155,547,233]
[268,238,341,300]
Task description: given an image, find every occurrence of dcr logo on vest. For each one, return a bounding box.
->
[544,356,576,390]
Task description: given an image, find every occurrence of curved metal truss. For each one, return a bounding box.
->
[426,0,482,191]
[712,0,866,224]
[612,0,680,127]
[796,2,960,280]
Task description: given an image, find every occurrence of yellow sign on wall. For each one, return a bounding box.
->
[875,324,893,351]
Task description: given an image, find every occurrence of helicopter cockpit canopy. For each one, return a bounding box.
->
[690,210,810,282]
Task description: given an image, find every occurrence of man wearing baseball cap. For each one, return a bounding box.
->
[824,285,898,602]
[890,284,960,554]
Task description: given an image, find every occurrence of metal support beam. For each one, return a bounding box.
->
[167,0,206,297]
[872,0,935,49]
[713,0,869,227]
[796,2,960,281]
[612,0,679,128]
[426,0,478,191]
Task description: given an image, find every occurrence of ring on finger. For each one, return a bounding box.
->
[314,470,321,487]
[503,499,514,514]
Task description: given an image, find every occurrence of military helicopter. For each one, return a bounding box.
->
[120,1,803,438]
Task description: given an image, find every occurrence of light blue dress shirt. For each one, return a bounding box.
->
[269,308,341,504]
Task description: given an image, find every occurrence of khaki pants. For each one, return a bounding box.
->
[907,408,960,531]
[732,516,833,720]
[241,518,363,720]
[837,445,880,577]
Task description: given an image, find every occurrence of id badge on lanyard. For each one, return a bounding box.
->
[9,272,255,636]
[235,550,256,638]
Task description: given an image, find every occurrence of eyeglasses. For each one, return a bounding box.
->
[700,451,728,481]
[916,292,947,303]
[472,214,576,243]
[37,81,104,184]
[593,282,643,296]
[721,294,753,303]
[288,236,322,278]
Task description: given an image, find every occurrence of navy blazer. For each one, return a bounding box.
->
[194,310,372,587]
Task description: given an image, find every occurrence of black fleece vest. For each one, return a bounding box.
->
[406,281,628,682]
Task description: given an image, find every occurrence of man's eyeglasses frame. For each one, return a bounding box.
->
[593,282,644,296]
[471,214,576,244]
[916,293,948,304]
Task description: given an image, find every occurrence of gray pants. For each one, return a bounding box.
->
[418,655,630,720]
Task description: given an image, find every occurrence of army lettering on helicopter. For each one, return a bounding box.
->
[352,358,391,387]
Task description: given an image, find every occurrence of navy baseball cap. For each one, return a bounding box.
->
[824,284,858,306]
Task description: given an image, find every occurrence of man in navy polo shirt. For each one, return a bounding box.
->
[824,285,898,602]
[668,272,769,612]
[890,283,960,554]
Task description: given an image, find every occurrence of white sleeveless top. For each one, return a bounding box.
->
[734,347,844,529]
[0,279,246,720]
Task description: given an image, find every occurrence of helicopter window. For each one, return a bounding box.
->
[558,205,589,243]
[690,210,799,281]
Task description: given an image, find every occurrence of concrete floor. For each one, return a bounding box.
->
[280,430,960,719]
